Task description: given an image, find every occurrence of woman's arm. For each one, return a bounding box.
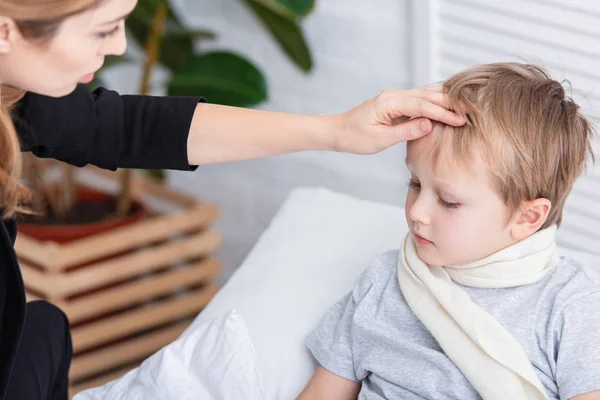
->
[187,87,465,165]
[572,391,600,400]
[17,85,463,169]
[297,366,361,400]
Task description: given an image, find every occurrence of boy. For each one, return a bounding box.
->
[298,63,600,400]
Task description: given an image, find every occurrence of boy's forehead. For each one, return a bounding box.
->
[406,129,488,183]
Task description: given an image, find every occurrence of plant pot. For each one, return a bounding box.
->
[18,186,148,243]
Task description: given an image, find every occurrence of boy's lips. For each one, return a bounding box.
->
[413,232,433,245]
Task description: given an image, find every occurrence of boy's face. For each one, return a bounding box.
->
[405,129,517,267]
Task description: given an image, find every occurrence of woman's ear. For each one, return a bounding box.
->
[0,17,17,54]
[511,198,552,241]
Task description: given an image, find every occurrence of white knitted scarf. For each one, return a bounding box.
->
[397,226,558,399]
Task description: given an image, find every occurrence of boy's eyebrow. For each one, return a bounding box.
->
[433,179,461,197]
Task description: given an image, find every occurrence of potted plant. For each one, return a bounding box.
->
[19,0,315,242]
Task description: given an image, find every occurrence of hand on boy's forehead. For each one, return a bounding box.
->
[406,124,491,197]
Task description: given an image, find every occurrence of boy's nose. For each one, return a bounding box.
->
[408,198,432,226]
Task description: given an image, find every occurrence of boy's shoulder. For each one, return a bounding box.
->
[364,249,400,278]
[552,252,600,287]
[540,252,600,313]
[351,250,400,294]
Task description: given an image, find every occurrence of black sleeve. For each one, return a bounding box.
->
[14,85,204,171]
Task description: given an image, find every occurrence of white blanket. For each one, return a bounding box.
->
[74,310,264,400]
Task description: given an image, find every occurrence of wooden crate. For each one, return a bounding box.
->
[14,167,222,396]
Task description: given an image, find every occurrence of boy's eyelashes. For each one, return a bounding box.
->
[408,178,421,190]
[438,198,460,209]
[407,179,461,209]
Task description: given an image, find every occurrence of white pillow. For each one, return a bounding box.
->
[74,310,264,400]
[190,187,410,399]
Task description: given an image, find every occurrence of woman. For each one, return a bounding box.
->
[0,0,465,398]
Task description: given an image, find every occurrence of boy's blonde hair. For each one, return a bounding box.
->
[430,62,595,228]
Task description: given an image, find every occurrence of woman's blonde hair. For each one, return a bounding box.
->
[0,0,101,218]
[429,62,595,228]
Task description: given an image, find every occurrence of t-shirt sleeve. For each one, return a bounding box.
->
[305,263,380,382]
[555,290,600,399]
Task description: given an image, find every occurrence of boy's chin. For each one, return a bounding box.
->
[415,248,446,267]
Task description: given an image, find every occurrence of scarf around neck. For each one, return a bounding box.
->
[397,226,558,399]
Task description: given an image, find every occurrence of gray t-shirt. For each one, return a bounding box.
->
[306,250,600,399]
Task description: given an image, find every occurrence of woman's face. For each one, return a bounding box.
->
[0,0,138,97]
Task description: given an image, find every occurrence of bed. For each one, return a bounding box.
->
[73,186,599,400]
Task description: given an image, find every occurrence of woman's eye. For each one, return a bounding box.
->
[408,179,421,189]
[97,25,120,39]
[439,198,460,209]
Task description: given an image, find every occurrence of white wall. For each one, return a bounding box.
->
[160,0,415,280]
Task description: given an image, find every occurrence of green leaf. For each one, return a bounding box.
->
[102,55,134,69]
[168,51,267,107]
[162,28,216,41]
[249,0,315,19]
[146,169,166,182]
[126,0,194,72]
[244,0,312,72]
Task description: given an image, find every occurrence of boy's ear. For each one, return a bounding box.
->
[511,198,552,241]
[0,16,17,54]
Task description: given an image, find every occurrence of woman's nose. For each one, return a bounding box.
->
[101,24,127,56]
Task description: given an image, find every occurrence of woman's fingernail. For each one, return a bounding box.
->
[420,119,431,132]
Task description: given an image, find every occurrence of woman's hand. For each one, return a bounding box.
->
[330,86,466,154]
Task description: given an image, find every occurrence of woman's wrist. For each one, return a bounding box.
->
[304,113,340,152]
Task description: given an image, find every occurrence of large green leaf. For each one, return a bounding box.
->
[161,28,216,41]
[244,0,312,72]
[168,51,267,107]
[126,0,195,72]
[250,0,315,19]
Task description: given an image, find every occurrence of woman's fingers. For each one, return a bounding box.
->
[380,92,465,126]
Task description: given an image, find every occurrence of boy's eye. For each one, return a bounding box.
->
[408,179,421,189]
[439,198,460,209]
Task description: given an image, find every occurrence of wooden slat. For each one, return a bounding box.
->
[65,259,221,324]
[22,229,221,298]
[14,236,60,269]
[20,262,51,297]
[15,203,218,271]
[70,319,191,382]
[69,364,138,397]
[25,290,41,302]
[72,284,219,353]
[59,230,221,297]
